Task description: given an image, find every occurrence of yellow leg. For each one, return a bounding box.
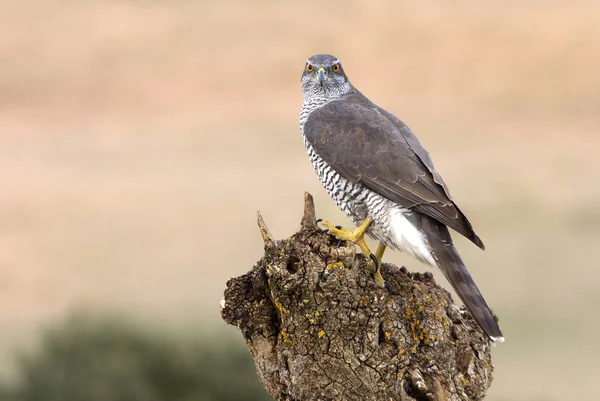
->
[318,218,385,288]
[375,242,387,261]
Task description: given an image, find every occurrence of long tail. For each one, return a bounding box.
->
[417,214,504,342]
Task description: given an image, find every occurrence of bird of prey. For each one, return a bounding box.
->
[299,54,503,342]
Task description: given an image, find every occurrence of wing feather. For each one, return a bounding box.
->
[303,92,485,249]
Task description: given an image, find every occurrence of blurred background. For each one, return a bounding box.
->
[0,0,598,400]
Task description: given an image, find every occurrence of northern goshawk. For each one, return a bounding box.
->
[299,54,503,342]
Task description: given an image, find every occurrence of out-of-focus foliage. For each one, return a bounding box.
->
[0,314,272,401]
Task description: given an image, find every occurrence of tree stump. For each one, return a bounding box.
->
[221,193,496,401]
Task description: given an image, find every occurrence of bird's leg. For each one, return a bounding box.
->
[375,242,387,262]
[318,218,385,288]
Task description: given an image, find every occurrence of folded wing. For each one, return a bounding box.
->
[303,94,485,249]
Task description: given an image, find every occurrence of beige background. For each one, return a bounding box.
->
[1,1,599,399]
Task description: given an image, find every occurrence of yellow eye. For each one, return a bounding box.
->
[332,64,340,73]
[306,64,314,72]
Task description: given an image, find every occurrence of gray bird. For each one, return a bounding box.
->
[299,54,503,342]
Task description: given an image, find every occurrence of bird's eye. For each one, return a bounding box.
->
[332,64,340,73]
[306,64,314,72]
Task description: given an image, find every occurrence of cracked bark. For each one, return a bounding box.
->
[221,193,496,401]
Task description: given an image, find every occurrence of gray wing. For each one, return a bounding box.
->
[303,93,485,250]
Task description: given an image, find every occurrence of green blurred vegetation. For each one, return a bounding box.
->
[0,313,272,401]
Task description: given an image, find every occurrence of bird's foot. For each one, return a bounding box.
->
[317,218,372,255]
[317,219,345,249]
[318,218,386,289]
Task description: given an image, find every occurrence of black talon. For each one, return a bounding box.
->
[316,218,323,223]
[335,225,343,229]
[369,253,379,270]
[384,281,393,296]
[336,240,344,248]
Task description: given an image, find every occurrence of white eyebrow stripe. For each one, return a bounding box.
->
[306,58,340,66]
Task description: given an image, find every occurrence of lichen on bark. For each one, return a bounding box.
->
[221,193,495,401]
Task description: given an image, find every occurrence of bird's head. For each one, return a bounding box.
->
[301,54,351,99]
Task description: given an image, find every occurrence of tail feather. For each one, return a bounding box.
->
[435,244,504,341]
[417,214,504,342]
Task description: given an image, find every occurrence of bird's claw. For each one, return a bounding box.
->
[317,218,385,288]
[369,253,379,271]
[369,253,386,288]
[384,281,393,296]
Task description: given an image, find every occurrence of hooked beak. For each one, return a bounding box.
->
[315,67,327,85]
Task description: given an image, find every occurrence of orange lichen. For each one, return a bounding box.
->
[325,262,345,270]
[273,298,289,323]
[306,310,320,324]
[411,319,421,342]
[281,328,291,343]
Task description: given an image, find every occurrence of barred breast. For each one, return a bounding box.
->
[300,129,398,249]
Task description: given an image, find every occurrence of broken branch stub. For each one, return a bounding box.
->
[221,193,496,401]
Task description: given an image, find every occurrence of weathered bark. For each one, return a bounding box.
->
[221,193,495,401]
